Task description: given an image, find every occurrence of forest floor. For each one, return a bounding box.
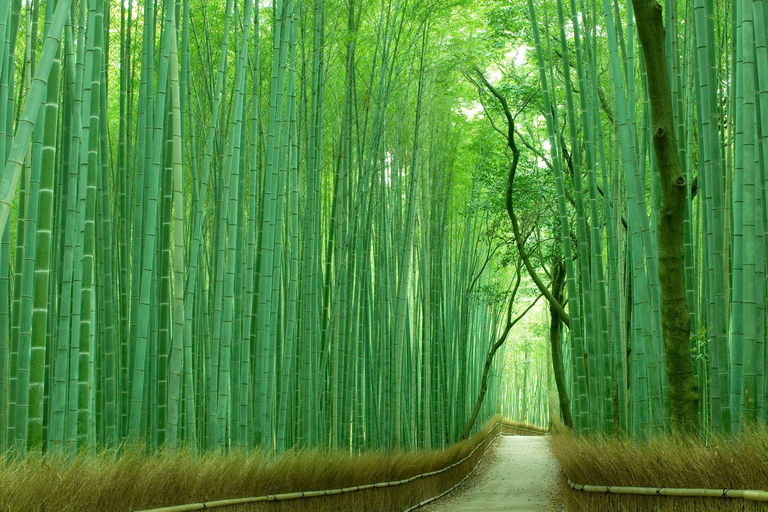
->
[419,435,564,512]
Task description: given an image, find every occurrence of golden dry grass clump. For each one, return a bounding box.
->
[549,423,768,512]
[0,417,544,512]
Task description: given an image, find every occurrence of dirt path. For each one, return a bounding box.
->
[420,435,563,512]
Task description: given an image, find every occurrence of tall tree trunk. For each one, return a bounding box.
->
[632,0,699,431]
[461,265,541,439]
[549,258,572,428]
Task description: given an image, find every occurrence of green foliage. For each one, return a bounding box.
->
[0,0,539,456]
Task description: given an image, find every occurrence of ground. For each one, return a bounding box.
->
[420,436,564,512]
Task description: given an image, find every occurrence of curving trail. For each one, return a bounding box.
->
[420,436,563,512]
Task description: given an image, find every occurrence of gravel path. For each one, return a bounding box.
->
[420,435,564,512]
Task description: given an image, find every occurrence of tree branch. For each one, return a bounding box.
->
[472,68,571,328]
[461,281,544,439]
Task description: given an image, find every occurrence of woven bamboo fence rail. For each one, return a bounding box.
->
[133,421,547,512]
[564,472,768,502]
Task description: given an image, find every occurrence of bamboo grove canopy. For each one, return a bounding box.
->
[0,0,765,454]
[0,0,533,454]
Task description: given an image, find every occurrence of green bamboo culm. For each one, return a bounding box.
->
[16,0,768,459]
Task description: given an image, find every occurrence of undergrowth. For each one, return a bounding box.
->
[0,417,545,512]
[549,423,768,512]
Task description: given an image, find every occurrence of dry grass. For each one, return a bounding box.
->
[0,418,545,512]
[549,424,768,512]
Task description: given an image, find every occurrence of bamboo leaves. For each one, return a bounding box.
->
[0,0,557,456]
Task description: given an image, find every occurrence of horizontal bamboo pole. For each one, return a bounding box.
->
[134,421,546,512]
[565,472,768,502]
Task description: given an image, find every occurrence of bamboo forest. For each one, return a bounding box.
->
[0,0,765,485]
